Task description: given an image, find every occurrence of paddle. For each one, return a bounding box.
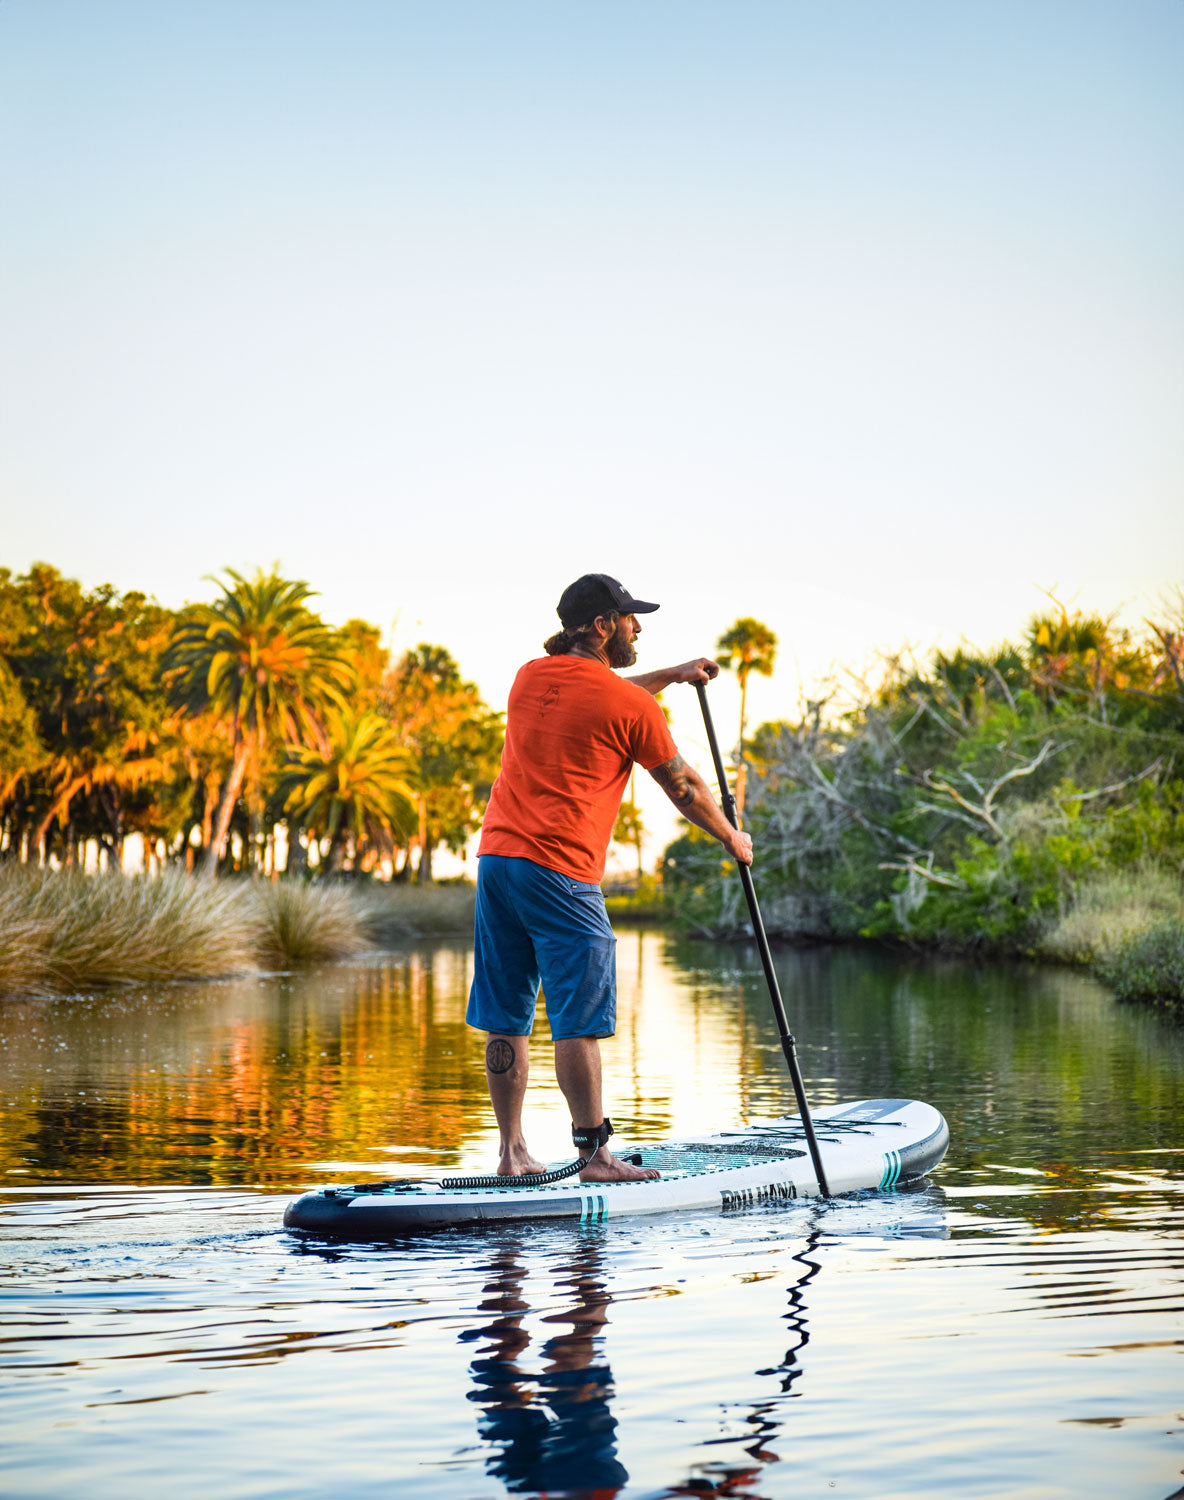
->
[695,682,832,1197]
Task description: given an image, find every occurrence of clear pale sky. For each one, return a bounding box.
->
[2,1,1181,863]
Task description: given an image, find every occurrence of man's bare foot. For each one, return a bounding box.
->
[579,1150,660,1183]
[497,1146,548,1177]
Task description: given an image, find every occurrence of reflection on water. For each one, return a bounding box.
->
[0,943,488,1186]
[459,1227,830,1498]
[1,932,1182,1498]
[465,1234,628,1494]
[3,933,1182,1217]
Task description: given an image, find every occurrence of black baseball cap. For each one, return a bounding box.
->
[557,573,660,628]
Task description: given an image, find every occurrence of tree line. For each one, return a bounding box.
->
[0,564,502,881]
[665,598,1184,968]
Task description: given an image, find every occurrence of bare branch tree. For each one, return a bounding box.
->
[918,738,1059,840]
[1057,757,1166,804]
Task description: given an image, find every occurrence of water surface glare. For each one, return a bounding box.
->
[1,933,1181,1498]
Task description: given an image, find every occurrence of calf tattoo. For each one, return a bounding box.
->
[486,1038,516,1074]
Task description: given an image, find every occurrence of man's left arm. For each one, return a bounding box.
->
[627,657,719,696]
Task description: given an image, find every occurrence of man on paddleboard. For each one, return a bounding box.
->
[467,573,754,1183]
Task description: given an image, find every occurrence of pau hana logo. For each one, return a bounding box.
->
[720,1181,797,1211]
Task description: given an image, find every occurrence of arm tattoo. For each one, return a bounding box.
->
[650,753,696,808]
[486,1037,516,1075]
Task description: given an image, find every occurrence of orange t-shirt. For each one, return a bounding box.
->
[478,655,678,882]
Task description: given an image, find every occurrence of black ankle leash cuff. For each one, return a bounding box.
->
[571,1117,614,1153]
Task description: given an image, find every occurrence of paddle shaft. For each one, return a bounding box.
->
[695,682,832,1197]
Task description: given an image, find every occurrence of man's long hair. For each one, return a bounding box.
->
[543,612,619,657]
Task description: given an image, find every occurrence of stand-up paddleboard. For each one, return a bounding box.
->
[283,1098,948,1239]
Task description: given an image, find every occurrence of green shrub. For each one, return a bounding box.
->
[604,874,667,923]
[1096,920,1184,1006]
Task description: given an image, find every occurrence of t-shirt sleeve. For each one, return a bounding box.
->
[630,692,679,770]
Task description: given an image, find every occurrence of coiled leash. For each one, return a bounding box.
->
[440,1117,640,1191]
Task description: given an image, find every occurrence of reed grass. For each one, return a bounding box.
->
[604,875,667,924]
[1039,865,1184,965]
[354,881,475,944]
[0,865,255,994]
[251,880,371,968]
[3,861,1179,1006]
[0,867,476,996]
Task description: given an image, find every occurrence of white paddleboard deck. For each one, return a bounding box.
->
[283,1098,948,1239]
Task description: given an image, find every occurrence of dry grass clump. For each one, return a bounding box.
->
[0,868,474,997]
[1040,864,1184,965]
[354,880,475,944]
[0,866,58,995]
[0,864,255,995]
[250,880,371,968]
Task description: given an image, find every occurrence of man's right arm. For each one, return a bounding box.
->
[648,754,753,865]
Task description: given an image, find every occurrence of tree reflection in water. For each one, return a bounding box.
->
[460,1230,825,1499]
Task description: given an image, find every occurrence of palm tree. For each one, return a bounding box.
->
[1026,604,1145,717]
[280,712,418,872]
[165,569,352,878]
[382,643,503,882]
[716,617,778,816]
[28,737,167,867]
[0,660,46,824]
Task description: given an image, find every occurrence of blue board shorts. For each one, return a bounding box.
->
[467,854,617,1040]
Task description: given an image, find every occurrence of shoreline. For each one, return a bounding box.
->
[608,882,1184,1014]
[2,866,1179,1014]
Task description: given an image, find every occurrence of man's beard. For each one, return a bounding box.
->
[606,621,637,669]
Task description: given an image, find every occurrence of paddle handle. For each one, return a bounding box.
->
[695,682,832,1197]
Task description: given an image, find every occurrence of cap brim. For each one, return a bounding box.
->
[629,598,659,614]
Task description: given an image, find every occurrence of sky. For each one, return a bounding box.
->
[2,1,1181,866]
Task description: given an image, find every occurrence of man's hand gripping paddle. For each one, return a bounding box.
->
[695,682,832,1197]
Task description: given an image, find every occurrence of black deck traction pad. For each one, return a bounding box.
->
[713,1116,907,1144]
[651,1140,807,1160]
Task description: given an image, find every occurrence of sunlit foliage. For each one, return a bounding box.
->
[0,564,500,882]
[381,644,503,883]
[165,569,353,877]
[280,711,419,873]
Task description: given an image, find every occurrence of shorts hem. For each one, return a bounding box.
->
[466,1006,536,1038]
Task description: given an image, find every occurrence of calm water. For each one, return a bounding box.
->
[1,932,1181,1499]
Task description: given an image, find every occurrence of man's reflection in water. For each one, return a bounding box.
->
[460,1229,826,1499]
[463,1231,627,1498]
